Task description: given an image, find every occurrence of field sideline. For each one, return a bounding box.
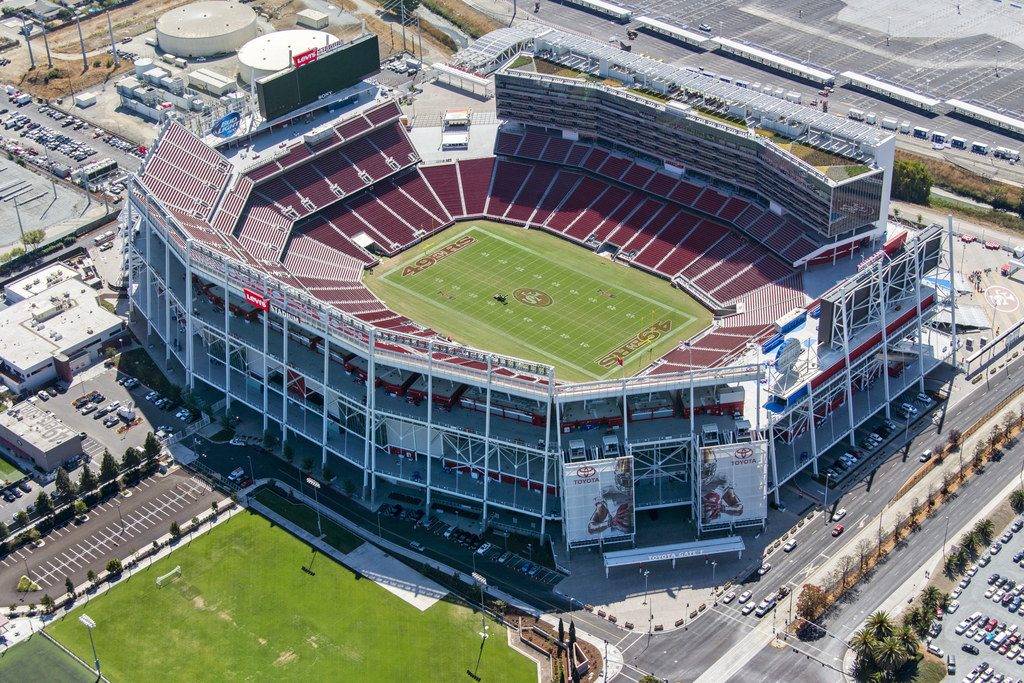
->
[46,512,535,682]
[366,221,711,382]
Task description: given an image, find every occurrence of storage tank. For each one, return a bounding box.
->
[156,1,258,58]
[237,29,335,84]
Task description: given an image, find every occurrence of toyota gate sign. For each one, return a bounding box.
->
[562,456,635,545]
[698,441,768,528]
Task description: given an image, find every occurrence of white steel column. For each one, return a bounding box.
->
[261,276,269,433]
[365,330,377,500]
[145,194,153,337]
[914,236,926,390]
[540,366,555,539]
[282,290,289,448]
[482,355,493,525]
[223,264,231,412]
[185,242,194,391]
[164,235,171,365]
[839,294,856,445]
[878,255,891,419]
[807,380,818,475]
[425,341,434,518]
[321,335,330,469]
[949,216,958,370]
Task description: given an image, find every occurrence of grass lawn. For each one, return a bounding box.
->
[47,512,535,682]
[367,221,710,382]
[0,633,97,682]
[0,451,24,483]
[255,488,364,554]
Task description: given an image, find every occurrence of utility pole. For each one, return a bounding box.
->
[21,16,35,69]
[42,23,52,67]
[75,13,87,70]
[106,11,119,68]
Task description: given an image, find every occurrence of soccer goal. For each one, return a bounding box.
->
[156,566,182,587]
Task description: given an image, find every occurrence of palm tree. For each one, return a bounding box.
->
[849,627,876,664]
[938,592,951,612]
[957,547,971,567]
[1012,488,1024,512]
[922,586,942,612]
[975,519,996,543]
[895,624,919,659]
[961,530,982,555]
[866,611,896,641]
[875,636,907,677]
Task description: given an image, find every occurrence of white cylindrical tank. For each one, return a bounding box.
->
[237,29,335,84]
[156,1,258,58]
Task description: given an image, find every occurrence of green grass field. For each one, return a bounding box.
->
[367,221,711,382]
[47,512,534,682]
[255,489,364,553]
[0,452,22,483]
[0,633,96,682]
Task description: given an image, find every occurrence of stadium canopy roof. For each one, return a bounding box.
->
[714,37,835,85]
[840,71,942,111]
[527,29,890,150]
[454,23,551,73]
[602,536,745,575]
[946,99,1024,137]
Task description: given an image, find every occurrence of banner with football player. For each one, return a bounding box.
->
[562,456,635,546]
[698,441,768,528]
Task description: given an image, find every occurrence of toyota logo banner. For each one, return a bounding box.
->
[562,456,634,545]
[699,441,768,528]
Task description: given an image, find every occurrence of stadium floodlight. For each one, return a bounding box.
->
[79,614,100,678]
[305,477,322,539]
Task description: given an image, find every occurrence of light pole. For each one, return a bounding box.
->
[376,510,383,539]
[711,560,718,587]
[115,500,124,537]
[527,543,533,561]
[822,472,832,524]
[642,569,650,606]
[248,454,255,485]
[942,515,949,560]
[306,477,322,538]
[79,614,100,678]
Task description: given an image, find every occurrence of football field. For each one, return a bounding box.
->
[368,221,710,382]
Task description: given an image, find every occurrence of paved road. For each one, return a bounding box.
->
[628,351,1024,682]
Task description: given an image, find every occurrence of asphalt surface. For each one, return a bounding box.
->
[0,467,213,605]
[625,350,1024,682]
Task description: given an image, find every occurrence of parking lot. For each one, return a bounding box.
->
[0,466,214,604]
[0,363,199,529]
[931,514,1024,681]
[381,500,562,585]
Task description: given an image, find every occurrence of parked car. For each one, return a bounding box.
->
[737,590,753,604]
[409,541,425,552]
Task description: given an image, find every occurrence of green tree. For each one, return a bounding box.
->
[558,618,564,644]
[283,443,295,463]
[54,466,77,500]
[891,159,933,204]
[14,511,29,527]
[947,428,962,449]
[1012,488,1024,513]
[40,593,55,613]
[569,620,576,646]
[638,677,660,683]
[262,429,275,451]
[122,447,141,471]
[99,450,119,483]
[79,464,98,494]
[143,432,162,461]
[301,454,314,471]
[921,586,942,612]
[106,558,122,574]
[65,576,74,596]
[74,500,88,518]
[169,520,181,539]
[87,569,96,585]
[796,583,829,622]
[975,518,996,543]
[20,228,45,252]
[35,491,53,518]
[0,521,7,541]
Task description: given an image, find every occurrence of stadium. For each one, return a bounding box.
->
[126,26,954,559]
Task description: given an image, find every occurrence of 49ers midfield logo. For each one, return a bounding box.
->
[513,288,552,307]
[402,236,477,276]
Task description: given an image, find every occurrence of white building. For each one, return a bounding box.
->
[0,266,126,395]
